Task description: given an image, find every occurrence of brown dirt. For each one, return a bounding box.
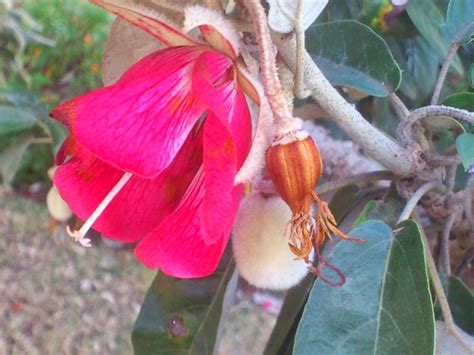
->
[0,191,276,354]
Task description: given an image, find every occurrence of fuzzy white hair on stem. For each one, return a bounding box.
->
[183,5,241,55]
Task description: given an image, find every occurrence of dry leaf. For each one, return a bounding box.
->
[102,18,163,86]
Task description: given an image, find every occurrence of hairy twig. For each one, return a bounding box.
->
[315,171,395,195]
[273,34,418,176]
[444,164,457,194]
[389,93,410,121]
[431,43,460,105]
[293,0,310,99]
[455,246,474,277]
[423,152,461,166]
[413,212,474,354]
[441,212,456,275]
[397,182,445,223]
[398,105,474,147]
[243,0,296,134]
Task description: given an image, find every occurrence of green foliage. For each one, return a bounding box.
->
[435,276,474,335]
[132,250,237,354]
[440,0,474,45]
[306,20,401,96]
[388,36,442,104]
[456,133,474,170]
[0,1,111,189]
[0,105,38,135]
[294,220,435,354]
[406,0,464,74]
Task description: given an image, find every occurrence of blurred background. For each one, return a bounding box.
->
[0,1,277,353]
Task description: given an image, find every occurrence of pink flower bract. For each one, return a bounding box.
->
[51,40,252,277]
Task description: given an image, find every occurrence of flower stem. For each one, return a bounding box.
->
[431,42,460,105]
[243,0,298,134]
[413,212,474,354]
[397,182,445,223]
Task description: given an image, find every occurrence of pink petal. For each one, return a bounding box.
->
[54,131,203,243]
[134,169,228,278]
[51,46,207,177]
[90,0,200,47]
[192,51,252,166]
[133,55,252,277]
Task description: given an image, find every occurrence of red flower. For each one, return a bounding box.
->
[50,3,257,278]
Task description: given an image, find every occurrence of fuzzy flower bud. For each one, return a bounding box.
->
[264,131,366,286]
[266,135,322,214]
[232,193,310,290]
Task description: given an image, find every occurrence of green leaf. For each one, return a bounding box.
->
[0,132,33,188]
[423,115,466,134]
[435,276,474,335]
[0,105,38,135]
[263,185,364,355]
[406,0,463,74]
[387,36,442,104]
[132,252,236,355]
[469,64,474,88]
[44,119,68,153]
[294,220,435,354]
[456,133,474,171]
[440,0,474,45]
[443,92,474,112]
[352,200,377,227]
[306,20,401,96]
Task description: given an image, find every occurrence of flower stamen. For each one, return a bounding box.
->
[66,172,133,247]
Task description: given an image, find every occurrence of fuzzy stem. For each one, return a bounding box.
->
[293,0,310,99]
[273,34,418,176]
[389,93,410,121]
[315,171,395,195]
[398,105,474,147]
[444,164,457,194]
[397,182,445,223]
[243,0,295,134]
[441,212,456,276]
[413,212,474,353]
[431,43,460,105]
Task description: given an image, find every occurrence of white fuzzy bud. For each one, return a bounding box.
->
[47,185,72,223]
[232,193,310,290]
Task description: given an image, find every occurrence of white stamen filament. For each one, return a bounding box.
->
[67,172,133,247]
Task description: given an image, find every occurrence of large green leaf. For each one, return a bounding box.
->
[263,184,364,355]
[440,0,474,45]
[0,132,33,188]
[294,220,435,354]
[132,252,236,355]
[406,0,463,74]
[456,133,474,171]
[435,275,474,335]
[0,105,38,135]
[306,20,401,97]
